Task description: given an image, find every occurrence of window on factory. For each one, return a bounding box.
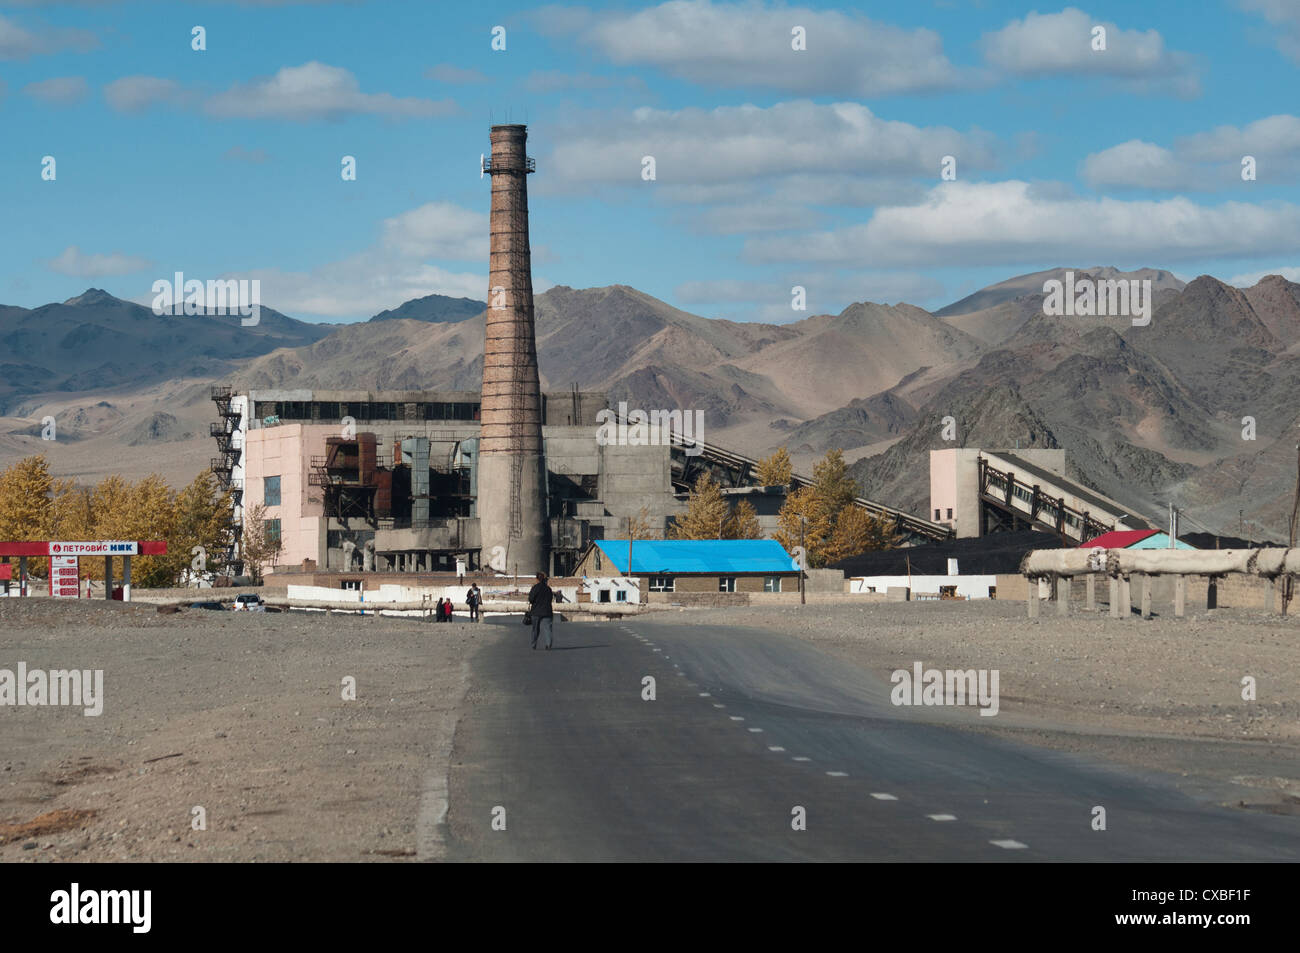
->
[934,509,941,520]
[763,576,781,593]
[719,577,736,593]
[649,576,674,592]
[265,519,281,544]
[317,402,340,421]
[946,508,953,519]
[615,590,628,602]
[598,589,611,603]
[264,476,281,507]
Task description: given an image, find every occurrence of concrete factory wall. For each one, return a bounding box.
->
[930,448,1066,538]
[244,423,330,570]
[850,574,999,599]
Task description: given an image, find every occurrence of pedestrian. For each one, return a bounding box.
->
[466,584,481,622]
[443,596,454,623]
[527,571,555,650]
[435,597,446,622]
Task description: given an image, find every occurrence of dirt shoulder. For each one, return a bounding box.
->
[658,600,1300,806]
[0,599,477,862]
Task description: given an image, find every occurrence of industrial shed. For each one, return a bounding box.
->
[574,539,799,595]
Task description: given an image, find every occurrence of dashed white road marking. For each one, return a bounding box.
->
[768,746,786,752]
[792,756,811,762]
[826,771,848,777]
[713,703,725,709]
[870,793,898,801]
[699,692,711,697]
[927,814,957,822]
[747,727,763,733]
[729,716,745,721]
[990,839,1028,850]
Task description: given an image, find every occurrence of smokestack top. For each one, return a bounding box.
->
[486,124,534,175]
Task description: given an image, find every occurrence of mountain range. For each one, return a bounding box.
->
[2,268,1298,541]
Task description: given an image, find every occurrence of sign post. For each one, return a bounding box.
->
[49,555,79,598]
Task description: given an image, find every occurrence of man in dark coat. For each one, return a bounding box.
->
[527,572,555,650]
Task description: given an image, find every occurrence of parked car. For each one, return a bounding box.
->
[189,601,226,611]
[232,593,266,612]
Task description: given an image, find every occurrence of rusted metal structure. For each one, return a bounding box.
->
[478,124,548,573]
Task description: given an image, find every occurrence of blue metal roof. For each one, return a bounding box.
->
[592,539,797,574]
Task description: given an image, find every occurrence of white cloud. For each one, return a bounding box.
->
[246,262,488,319]
[542,100,998,191]
[206,62,456,120]
[1228,266,1300,286]
[0,14,97,60]
[22,75,88,105]
[744,180,1300,267]
[543,0,965,96]
[379,202,488,261]
[104,76,190,112]
[981,7,1198,95]
[47,245,151,278]
[1081,140,1200,189]
[1177,114,1300,161]
[1083,115,1300,189]
[230,201,492,319]
[1240,0,1300,62]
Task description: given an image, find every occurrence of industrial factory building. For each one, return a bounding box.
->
[206,123,953,581]
[212,386,687,578]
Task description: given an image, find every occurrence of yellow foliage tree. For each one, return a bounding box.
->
[627,505,654,541]
[755,446,793,486]
[0,456,55,574]
[669,473,730,539]
[773,449,871,567]
[821,506,902,564]
[725,498,762,539]
[240,502,283,584]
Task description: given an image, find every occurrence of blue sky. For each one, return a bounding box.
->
[3,0,1299,323]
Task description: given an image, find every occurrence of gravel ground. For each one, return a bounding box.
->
[652,600,1300,806]
[0,599,476,862]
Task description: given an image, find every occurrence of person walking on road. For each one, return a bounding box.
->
[466,584,481,622]
[527,572,555,650]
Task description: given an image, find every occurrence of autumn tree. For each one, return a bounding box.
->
[755,446,793,486]
[240,502,282,583]
[773,449,871,567]
[669,473,730,539]
[774,486,828,566]
[724,498,762,539]
[0,456,55,574]
[627,505,654,540]
[821,506,902,564]
[168,471,235,585]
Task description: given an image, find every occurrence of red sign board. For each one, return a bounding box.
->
[50,554,80,598]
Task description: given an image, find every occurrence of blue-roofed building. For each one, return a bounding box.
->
[574,539,799,596]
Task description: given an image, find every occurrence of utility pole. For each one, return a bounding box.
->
[799,516,806,605]
[1286,445,1300,614]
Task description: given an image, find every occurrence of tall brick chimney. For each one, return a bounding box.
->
[478,124,548,575]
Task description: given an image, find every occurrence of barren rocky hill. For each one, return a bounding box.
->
[5,270,1300,538]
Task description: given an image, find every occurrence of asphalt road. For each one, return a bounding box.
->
[444,615,1300,862]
